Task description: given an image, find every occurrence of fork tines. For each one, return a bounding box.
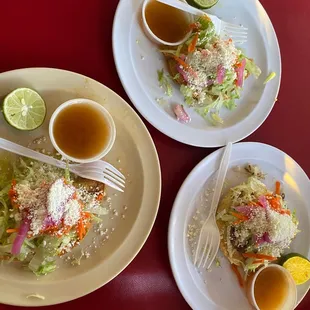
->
[222,22,248,44]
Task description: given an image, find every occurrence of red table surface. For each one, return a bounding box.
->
[0,0,309,309]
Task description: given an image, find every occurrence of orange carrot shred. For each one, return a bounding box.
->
[242,252,277,261]
[231,264,244,287]
[188,33,199,53]
[6,228,18,234]
[267,196,281,211]
[279,209,291,215]
[173,56,189,69]
[188,22,199,32]
[96,193,104,201]
[231,212,248,221]
[275,181,281,195]
[8,180,19,208]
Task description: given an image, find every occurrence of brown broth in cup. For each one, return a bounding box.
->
[254,267,289,310]
[145,0,190,43]
[53,103,109,159]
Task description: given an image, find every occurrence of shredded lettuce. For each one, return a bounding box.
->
[159,43,183,57]
[0,198,9,240]
[35,260,57,276]
[197,16,214,31]
[264,72,276,84]
[28,247,57,276]
[244,258,266,273]
[158,16,261,125]
[219,214,235,222]
[157,69,173,97]
[0,244,12,254]
[230,176,268,206]
[180,85,194,106]
[292,209,299,226]
[0,154,106,276]
[65,160,71,184]
[245,58,262,78]
[26,294,45,300]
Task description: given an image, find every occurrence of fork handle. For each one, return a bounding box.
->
[209,142,232,218]
[0,137,66,169]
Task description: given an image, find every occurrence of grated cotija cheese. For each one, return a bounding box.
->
[15,177,104,236]
[231,205,298,257]
[186,39,240,103]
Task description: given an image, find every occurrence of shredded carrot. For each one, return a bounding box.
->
[188,22,199,32]
[0,256,15,261]
[275,181,281,195]
[62,225,72,234]
[8,180,18,208]
[279,209,291,215]
[253,259,264,264]
[188,33,199,53]
[96,193,104,201]
[41,225,62,236]
[173,56,189,69]
[6,228,18,234]
[231,264,244,287]
[77,212,92,240]
[231,212,248,221]
[232,212,249,225]
[78,217,86,240]
[267,196,281,211]
[249,202,259,207]
[242,253,277,261]
[82,212,91,218]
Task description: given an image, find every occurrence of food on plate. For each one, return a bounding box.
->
[0,156,108,276]
[187,0,219,9]
[157,69,173,97]
[173,104,191,123]
[216,165,299,274]
[264,71,276,84]
[159,16,261,124]
[280,253,310,285]
[3,88,46,131]
[144,0,191,44]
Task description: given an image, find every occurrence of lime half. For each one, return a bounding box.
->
[3,88,46,131]
[187,0,219,9]
[282,255,310,285]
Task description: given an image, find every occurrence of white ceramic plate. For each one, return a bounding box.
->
[113,0,281,147]
[168,142,310,310]
[0,68,161,306]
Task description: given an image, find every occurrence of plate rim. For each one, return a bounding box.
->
[168,142,310,310]
[112,0,282,148]
[0,67,162,306]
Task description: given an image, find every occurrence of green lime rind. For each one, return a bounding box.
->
[186,0,219,9]
[3,88,46,131]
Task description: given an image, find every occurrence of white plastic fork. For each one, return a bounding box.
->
[194,142,232,270]
[157,0,247,44]
[0,137,125,192]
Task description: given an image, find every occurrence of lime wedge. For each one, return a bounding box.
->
[187,0,219,9]
[282,254,310,285]
[3,88,46,131]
